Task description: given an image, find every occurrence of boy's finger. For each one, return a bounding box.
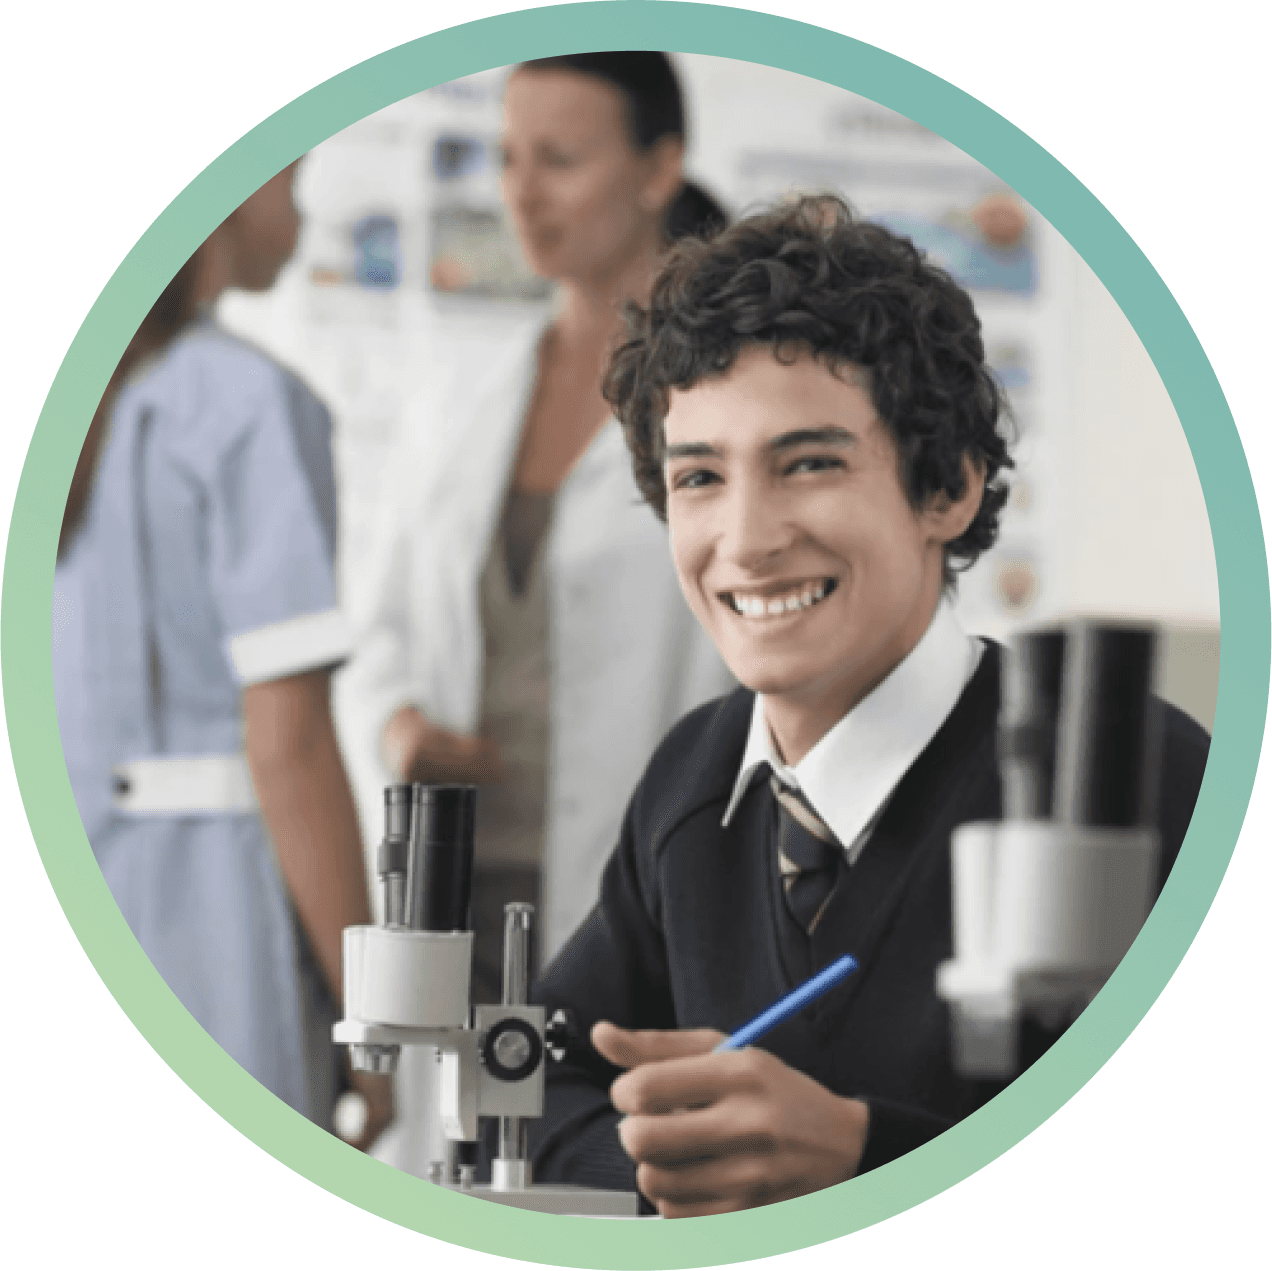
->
[592,1020,722,1068]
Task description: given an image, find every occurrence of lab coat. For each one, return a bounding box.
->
[337,321,733,959]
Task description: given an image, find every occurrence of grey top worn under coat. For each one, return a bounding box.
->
[473,487,555,869]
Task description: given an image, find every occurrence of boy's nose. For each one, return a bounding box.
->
[719,482,795,569]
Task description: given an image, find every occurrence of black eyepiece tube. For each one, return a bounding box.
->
[378,784,413,877]
[384,784,413,840]
[378,784,414,927]
[405,784,476,931]
[999,628,1067,821]
[1054,622,1160,828]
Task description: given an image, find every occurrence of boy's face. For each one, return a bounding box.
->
[663,345,979,756]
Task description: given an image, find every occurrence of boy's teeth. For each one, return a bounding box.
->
[730,582,832,617]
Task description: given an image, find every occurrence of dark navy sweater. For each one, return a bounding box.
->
[530,645,1211,1195]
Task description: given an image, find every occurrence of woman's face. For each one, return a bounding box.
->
[500,70,680,286]
[227,163,302,291]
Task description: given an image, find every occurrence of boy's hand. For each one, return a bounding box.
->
[593,1020,869,1218]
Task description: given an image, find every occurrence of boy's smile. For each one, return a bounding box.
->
[663,345,982,763]
[722,576,836,618]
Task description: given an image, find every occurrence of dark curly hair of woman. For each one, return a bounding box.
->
[604,192,1014,585]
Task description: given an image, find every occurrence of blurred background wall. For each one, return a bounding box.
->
[216,54,1219,848]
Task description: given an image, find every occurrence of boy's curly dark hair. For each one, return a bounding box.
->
[603,193,1014,585]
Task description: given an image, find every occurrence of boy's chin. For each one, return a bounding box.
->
[727,657,818,701]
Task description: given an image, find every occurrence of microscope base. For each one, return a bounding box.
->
[442,1181,640,1217]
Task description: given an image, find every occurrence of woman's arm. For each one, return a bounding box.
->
[382,703,503,786]
[241,666,391,1150]
[242,667,369,996]
[339,497,420,781]
[347,464,502,788]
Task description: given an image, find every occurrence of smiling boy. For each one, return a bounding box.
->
[529,195,1210,1216]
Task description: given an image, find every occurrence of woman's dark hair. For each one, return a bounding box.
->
[515,51,727,243]
[604,193,1014,585]
[58,253,201,557]
[663,178,727,243]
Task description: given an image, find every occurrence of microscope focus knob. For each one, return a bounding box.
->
[481,1018,543,1082]
[544,1008,579,1062]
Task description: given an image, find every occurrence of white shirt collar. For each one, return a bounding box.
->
[721,602,983,860]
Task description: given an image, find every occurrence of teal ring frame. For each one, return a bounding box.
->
[4,4,1266,1265]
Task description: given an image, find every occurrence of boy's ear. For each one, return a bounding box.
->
[924,455,986,545]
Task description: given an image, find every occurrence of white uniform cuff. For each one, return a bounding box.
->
[113,755,259,814]
[229,608,353,685]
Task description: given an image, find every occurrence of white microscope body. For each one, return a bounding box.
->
[334,785,637,1215]
[938,622,1163,1078]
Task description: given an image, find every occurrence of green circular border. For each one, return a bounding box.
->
[4,3,1266,1265]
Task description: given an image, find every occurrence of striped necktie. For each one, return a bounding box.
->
[769,772,843,934]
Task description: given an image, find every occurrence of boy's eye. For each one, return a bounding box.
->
[671,468,721,491]
[785,455,845,476]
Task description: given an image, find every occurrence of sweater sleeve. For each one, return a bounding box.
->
[856,1100,956,1175]
[529,777,676,1197]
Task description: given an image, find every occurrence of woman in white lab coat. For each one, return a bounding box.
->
[341,53,733,1004]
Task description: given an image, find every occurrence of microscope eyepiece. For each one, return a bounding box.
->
[377,784,415,926]
[384,783,413,841]
[378,784,413,877]
[1000,622,1160,828]
[406,783,476,932]
[999,628,1067,820]
[1054,624,1159,828]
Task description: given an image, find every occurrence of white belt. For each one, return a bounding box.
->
[112,755,259,815]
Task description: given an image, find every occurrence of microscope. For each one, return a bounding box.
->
[334,783,639,1215]
[938,621,1164,1078]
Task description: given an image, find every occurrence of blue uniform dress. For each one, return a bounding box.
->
[52,321,353,1124]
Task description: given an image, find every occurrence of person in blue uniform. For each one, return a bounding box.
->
[53,163,391,1147]
[530,194,1210,1214]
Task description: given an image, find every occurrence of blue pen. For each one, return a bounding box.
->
[714,953,858,1052]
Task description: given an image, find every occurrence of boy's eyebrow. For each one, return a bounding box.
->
[663,426,857,463]
[664,441,723,461]
[767,425,856,451]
